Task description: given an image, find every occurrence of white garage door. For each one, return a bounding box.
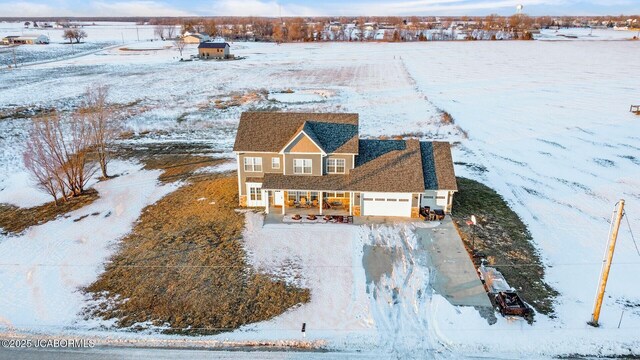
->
[361,192,412,217]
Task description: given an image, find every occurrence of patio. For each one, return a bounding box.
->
[264,212,354,225]
[266,190,352,216]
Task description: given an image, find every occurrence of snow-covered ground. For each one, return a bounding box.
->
[0,22,639,357]
[0,161,178,331]
[538,27,639,41]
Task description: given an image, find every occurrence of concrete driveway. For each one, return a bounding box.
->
[415,217,492,309]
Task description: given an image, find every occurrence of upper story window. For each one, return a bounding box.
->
[272,157,280,169]
[293,159,312,174]
[243,157,262,172]
[327,158,346,174]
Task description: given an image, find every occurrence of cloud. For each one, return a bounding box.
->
[89,1,193,17]
[0,1,193,17]
[0,0,637,17]
[211,0,321,17]
[0,2,65,17]
[331,0,569,16]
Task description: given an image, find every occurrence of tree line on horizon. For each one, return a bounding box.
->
[160,14,639,42]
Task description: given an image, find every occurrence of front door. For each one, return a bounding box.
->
[246,183,265,207]
[274,191,284,206]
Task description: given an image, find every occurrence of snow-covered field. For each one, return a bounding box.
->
[1,22,639,358]
[0,161,178,330]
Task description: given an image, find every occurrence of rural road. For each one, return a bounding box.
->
[0,346,428,359]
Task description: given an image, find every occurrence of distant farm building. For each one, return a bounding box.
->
[182,32,210,44]
[2,34,49,45]
[198,42,231,59]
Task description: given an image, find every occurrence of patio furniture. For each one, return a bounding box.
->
[287,200,295,207]
[300,197,310,208]
[433,209,445,220]
[312,199,318,207]
[331,201,343,209]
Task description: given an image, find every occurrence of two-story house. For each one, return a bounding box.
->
[232,112,458,218]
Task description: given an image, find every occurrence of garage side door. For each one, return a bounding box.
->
[361,192,412,217]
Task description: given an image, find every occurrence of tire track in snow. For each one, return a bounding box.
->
[365,224,445,359]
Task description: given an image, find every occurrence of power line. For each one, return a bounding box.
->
[2,261,640,268]
[624,211,640,257]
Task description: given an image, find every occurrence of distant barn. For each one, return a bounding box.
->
[182,32,210,44]
[2,34,49,45]
[198,42,231,60]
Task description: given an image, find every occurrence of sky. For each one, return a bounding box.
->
[0,0,638,17]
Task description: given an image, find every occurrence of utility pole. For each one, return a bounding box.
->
[12,46,17,68]
[589,199,625,327]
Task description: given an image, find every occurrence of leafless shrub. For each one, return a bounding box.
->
[165,25,176,40]
[173,38,186,59]
[23,112,96,205]
[154,25,166,40]
[441,110,454,124]
[78,84,121,179]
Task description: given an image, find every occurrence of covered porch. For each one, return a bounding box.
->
[264,190,353,216]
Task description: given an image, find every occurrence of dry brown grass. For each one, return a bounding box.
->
[113,142,225,183]
[451,177,558,316]
[84,175,310,335]
[0,189,99,235]
[440,110,454,125]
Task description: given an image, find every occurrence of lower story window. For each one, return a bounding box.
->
[250,187,262,201]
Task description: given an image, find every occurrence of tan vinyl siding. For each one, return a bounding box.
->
[284,153,322,176]
[237,152,282,195]
[198,46,230,59]
[284,133,322,153]
[324,154,353,175]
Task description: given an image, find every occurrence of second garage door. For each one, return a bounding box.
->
[361,192,412,217]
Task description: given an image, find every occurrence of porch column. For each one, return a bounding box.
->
[349,192,353,216]
[282,191,286,215]
[265,190,270,214]
[319,191,323,215]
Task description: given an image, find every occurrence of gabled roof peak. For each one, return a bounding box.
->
[280,121,327,155]
[233,112,359,154]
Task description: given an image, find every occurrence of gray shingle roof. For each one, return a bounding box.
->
[432,142,458,190]
[261,139,456,193]
[420,142,438,189]
[297,121,325,153]
[233,112,359,154]
[198,42,229,49]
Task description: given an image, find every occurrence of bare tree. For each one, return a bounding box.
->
[24,134,62,205]
[78,84,120,179]
[73,29,88,43]
[165,25,176,39]
[203,19,218,36]
[63,29,75,44]
[173,38,186,59]
[23,112,96,204]
[62,29,88,44]
[154,25,166,40]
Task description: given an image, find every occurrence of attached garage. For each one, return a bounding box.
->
[420,190,451,211]
[361,192,412,217]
